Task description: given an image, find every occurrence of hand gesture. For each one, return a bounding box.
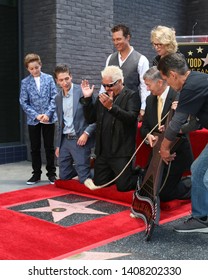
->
[99,92,113,110]
[147,134,158,148]
[81,79,94,97]
[171,101,178,110]
[159,146,176,165]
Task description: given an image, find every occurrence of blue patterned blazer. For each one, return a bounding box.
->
[19,72,57,125]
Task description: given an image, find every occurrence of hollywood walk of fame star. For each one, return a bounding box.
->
[66,251,131,260]
[201,53,208,67]
[20,199,108,222]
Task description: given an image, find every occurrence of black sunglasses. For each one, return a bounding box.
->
[102,80,119,88]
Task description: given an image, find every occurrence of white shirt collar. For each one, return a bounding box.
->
[118,46,134,66]
[63,83,73,98]
[160,86,169,102]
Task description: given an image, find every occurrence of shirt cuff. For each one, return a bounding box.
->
[84,131,89,136]
[79,96,92,106]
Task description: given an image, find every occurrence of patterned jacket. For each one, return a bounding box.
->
[19,72,57,125]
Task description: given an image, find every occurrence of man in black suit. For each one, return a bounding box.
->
[140,66,193,202]
[80,65,141,192]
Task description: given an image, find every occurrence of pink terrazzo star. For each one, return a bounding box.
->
[20,199,108,222]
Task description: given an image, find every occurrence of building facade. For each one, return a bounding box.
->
[0,0,207,164]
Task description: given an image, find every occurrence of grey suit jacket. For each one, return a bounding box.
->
[55,83,96,148]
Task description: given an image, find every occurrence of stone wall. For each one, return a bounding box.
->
[186,0,208,35]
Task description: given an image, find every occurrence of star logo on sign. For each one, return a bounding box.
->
[197,46,203,53]
[201,53,208,67]
[20,199,108,222]
[188,50,193,56]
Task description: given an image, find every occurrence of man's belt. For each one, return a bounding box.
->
[64,134,78,140]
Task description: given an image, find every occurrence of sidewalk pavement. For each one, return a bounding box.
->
[0,161,59,194]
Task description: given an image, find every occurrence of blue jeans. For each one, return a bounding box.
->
[191,144,208,218]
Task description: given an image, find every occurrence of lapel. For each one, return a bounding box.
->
[162,87,177,118]
[114,86,128,105]
[56,92,63,124]
[72,84,80,118]
[39,73,44,94]
[29,75,40,95]
[153,96,158,121]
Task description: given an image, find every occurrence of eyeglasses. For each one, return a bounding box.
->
[152,43,163,48]
[102,80,119,88]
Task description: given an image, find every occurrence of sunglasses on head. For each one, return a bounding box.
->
[102,80,119,88]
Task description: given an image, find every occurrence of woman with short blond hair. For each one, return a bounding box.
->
[151,25,178,66]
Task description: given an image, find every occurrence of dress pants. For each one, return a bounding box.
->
[58,136,92,183]
[28,123,56,177]
[158,137,193,202]
[94,154,138,192]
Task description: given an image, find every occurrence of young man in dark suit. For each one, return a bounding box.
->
[54,64,95,184]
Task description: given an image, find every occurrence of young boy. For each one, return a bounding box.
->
[19,53,57,184]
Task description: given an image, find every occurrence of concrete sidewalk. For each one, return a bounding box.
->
[0,161,59,194]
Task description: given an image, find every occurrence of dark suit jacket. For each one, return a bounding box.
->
[81,86,141,157]
[140,87,177,137]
